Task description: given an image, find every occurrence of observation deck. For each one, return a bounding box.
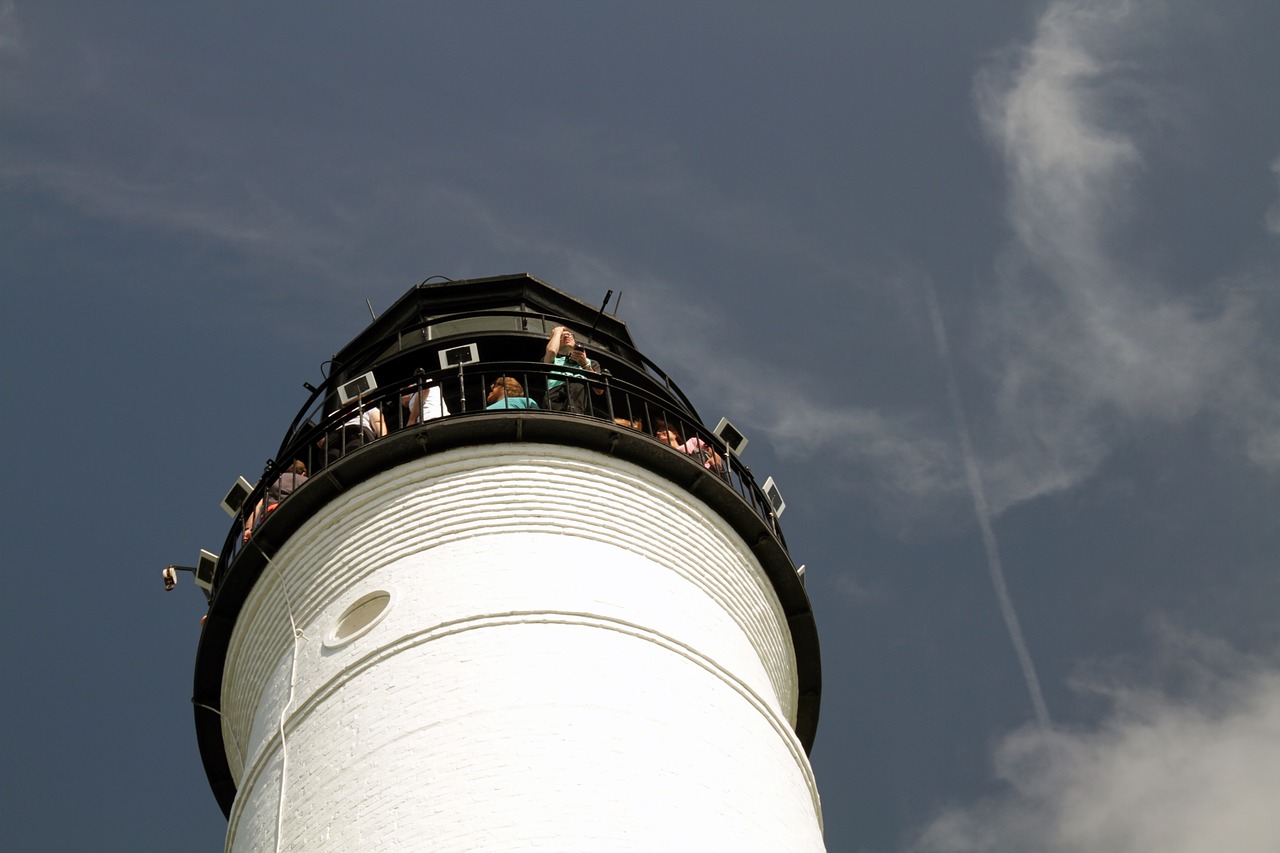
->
[192,273,821,816]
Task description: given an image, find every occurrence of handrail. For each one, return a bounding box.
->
[215,361,787,594]
[322,307,701,416]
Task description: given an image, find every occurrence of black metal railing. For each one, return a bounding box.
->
[327,308,701,417]
[215,361,785,592]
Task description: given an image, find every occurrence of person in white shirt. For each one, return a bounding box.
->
[324,404,386,466]
[403,383,451,424]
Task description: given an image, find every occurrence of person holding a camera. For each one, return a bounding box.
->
[541,325,600,414]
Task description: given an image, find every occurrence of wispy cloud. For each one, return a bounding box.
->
[602,264,963,505]
[909,626,1280,853]
[618,0,1280,524]
[0,16,534,293]
[973,0,1276,510]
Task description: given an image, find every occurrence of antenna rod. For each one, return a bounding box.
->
[366,299,377,321]
[586,289,613,341]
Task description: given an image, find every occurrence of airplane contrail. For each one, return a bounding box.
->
[924,282,1052,731]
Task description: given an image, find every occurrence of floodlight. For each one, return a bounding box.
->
[194,549,218,595]
[337,371,378,405]
[761,476,786,519]
[712,418,749,455]
[438,343,480,370]
[220,476,254,518]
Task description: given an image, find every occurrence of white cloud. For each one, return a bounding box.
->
[977,2,1142,272]
[910,629,1280,853]
[603,0,1280,523]
[972,0,1277,510]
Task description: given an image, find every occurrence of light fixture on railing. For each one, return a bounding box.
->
[439,343,480,410]
[194,549,218,595]
[337,371,379,405]
[162,548,218,601]
[761,476,786,519]
[712,418,749,455]
[438,343,479,370]
[220,476,255,519]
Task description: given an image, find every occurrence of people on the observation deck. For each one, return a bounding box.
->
[541,325,600,413]
[654,417,724,472]
[325,403,386,466]
[403,382,451,424]
[243,460,308,541]
[486,376,540,410]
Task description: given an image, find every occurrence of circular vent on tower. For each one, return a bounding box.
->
[326,590,393,648]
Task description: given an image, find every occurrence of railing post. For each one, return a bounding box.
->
[414,367,425,428]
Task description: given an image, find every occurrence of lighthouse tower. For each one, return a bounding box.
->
[190,274,823,851]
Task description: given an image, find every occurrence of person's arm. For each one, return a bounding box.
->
[368,407,387,437]
[691,438,724,472]
[242,497,265,541]
[403,391,420,425]
[543,326,565,364]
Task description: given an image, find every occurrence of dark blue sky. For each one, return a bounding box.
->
[3,2,1279,851]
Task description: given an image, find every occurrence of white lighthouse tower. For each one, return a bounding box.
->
[189,274,823,851]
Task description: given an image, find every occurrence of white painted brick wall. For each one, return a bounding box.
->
[222,444,824,852]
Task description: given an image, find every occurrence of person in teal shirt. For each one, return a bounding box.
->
[486,376,541,410]
[541,325,600,413]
